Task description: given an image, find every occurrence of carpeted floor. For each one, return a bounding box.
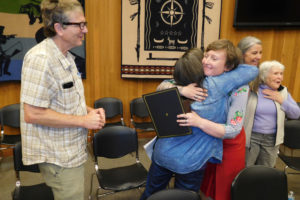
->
[0,138,299,200]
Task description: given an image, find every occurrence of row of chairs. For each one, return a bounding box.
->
[10,137,293,200]
[7,123,300,200]
[94,97,154,133]
[11,126,198,200]
[0,96,155,157]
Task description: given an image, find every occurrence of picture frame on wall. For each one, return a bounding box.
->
[121,0,222,79]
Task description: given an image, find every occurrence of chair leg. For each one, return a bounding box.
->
[97,190,117,199]
[89,173,95,200]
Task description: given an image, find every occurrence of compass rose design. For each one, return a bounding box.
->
[160,0,184,26]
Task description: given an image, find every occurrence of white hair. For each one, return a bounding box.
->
[259,60,285,83]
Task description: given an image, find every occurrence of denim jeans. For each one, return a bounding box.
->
[140,161,206,200]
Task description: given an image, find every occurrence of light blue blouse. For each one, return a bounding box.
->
[153,64,258,174]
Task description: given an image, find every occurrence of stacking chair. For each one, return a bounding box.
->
[89,126,148,199]
[130,97,155,134]
[231,165,288,200]
[278,120,300,175]
[94,97,125,127]
[0,103,21,156]
[146,189,201,200]
[12,142,54,200]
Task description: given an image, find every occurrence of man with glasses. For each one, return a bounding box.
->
[20,0,105,199]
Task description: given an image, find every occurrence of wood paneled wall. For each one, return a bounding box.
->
[0,0,299,126]
[220,1,300,103]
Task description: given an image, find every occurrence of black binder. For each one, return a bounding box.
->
[142,87,192,138]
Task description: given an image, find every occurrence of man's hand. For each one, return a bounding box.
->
[84,108,106,130]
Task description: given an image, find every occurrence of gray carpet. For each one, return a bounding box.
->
[0,138,299,200]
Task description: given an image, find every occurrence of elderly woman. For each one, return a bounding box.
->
[244,60,300,167]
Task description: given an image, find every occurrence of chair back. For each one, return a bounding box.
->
[12,142,54,200]
[1,103,20,128]
[284,120,300,149]
[147,189,201,200]
[93,126,138,158]
[94,97,123,119]
[130,97,149,118]
[1,104,21,156]
[13,142,40,173]
[231,165,288,200]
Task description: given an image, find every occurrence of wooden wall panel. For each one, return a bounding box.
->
[84,0,161,126]
[220,0,300,102]
[0,82,20,107]
[0,0,299,127]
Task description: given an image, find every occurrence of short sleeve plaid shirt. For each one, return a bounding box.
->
[20,38,88,168]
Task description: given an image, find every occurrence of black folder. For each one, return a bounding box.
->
[142,87,192,138]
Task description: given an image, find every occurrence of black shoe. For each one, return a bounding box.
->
[4,71,11,76]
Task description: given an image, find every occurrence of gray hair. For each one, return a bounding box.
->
[237,36,262,55]
[259,60,285,83]
[41,0,83,37]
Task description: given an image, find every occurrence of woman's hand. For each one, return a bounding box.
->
[177,111,202,127]
[179,83,208,102]
[262,89,284,104]
[177,111,226,138]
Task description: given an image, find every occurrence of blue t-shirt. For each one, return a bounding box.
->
[153,64,258,174]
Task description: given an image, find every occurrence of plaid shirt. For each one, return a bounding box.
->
[20,38,88,168]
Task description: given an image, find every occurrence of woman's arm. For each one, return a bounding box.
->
[281,93,300,119]
[177,111,225,138]
[157,80,207,101]
[223,85,249,139]
[177,85,249,139]
[262,89,300,119]
[212,64,258,94]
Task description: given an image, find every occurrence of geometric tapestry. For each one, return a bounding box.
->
[0,0,86,82]
[121,0,222,79]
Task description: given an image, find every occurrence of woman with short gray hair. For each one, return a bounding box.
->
[259,60,284,83]
[244,60,300,167]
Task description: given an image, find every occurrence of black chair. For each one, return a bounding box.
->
[146,189,201,200]
[12,142,54,200]
[231,165,288,200]
[0,104,21,153]
[89,126,148,199]
[94,97,125,127]
[278,120,300,175]
[130,97,155,133]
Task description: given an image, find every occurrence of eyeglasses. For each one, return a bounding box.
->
[62,22,87,30]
